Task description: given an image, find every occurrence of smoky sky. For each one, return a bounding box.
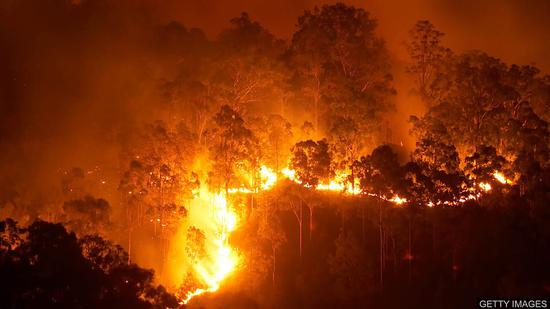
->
[0,0,549,194]
[161,0,550,71]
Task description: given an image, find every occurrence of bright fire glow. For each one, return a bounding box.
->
[315,171,361,195]
[478,182,492,192]
[281,167,299,183]
[493,171,513,184]
[389,195,407,205]
[180,190,239,304]
[260,165,278,190]
[180,165,512,303]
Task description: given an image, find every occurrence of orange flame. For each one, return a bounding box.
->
[493,171,513,184]
[180,190,239,304]
[180,164,509,303]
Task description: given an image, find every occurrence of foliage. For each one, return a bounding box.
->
[290,139,332,187]
[0,220,178,308]
[209,105,259,193]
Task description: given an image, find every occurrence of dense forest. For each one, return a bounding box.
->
[1,1,549,308]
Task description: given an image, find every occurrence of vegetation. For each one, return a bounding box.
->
[0,2,549,308]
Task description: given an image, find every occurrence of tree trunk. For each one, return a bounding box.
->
[272,246,276,288]
[127,224,132,264]
[408,217,413,282]
[432,216,436,256]
[313,70,321,134]
[379,199,384,288]
[308,204,313,241]
[361,203,365,243]
[299,200,303,260]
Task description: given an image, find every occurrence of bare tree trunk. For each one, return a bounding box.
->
[275,141,279,174]
[272,246,276,288]
[299,200,303,260]
[128,224,132,264]
[392,233,397,272]
[313,70,321,134]
[408,217,412,282]
[432,216,436,255]
[379,199,384,288]
[361,203,365,243]
[292,200,303,261]
[126,198,132,264]
[308,204,313,241]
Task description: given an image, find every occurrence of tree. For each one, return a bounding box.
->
[406,20,453,106]
[354,145,401,196]
[62,195,111,236]
[214,12,286,116]
[353,145,401,287]
[0,220,178,308]
[118,159,148,262]
[409,51,549,163]
[328,230,373,305]
[79,234,128,273]
[289,3,394,136]
[209,105,259,194]
[412,138,460,174]
[464,145,509,182]
[410,139,468,204]
[158,22,214,144]
[119,121,196,271]
[0,218,22,251]
[277,183,306,260]
[257,199,286,287]
[254,114,293,173]
[289,139,332,245]
[329,116,364,175]
[290,139,332,187]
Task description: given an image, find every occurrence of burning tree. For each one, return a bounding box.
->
[288,3,395,136]
[406,20,453,107]
[209,105,259,195]
[290,139,332,187]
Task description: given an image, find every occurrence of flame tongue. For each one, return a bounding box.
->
[182,191,239,304]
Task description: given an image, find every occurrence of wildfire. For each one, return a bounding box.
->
[315,171,361,195]
[389,195,407,205]
[179,190,239,305]
[179,166,511,304]
[493,171,513,184]
[479,182,492,192]
[281,167,299,183]
[259,165,278,190]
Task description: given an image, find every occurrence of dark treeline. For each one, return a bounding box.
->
[0,1,549,308]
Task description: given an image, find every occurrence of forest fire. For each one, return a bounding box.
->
[1,1,549,308]
[182,165,412,303]
[493,171,513,184]
[180,190,239,304]
[479,182,492,192]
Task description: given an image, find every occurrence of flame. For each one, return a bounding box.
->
[180,190,239,304]
[180,165,511,303]
[389,195,407,205]
[315,171,361,194]
[281,167,299,183]
[281,168,404,204]
[493,171,513,184]
[260,165,278,190]
[478,182,492,192]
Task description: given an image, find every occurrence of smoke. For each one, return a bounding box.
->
[153,0,550,148]
[0,0,160,194]
[2,0,548,197]
[151,0,550,71]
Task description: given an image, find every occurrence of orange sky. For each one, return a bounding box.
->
[157,0,550,72]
